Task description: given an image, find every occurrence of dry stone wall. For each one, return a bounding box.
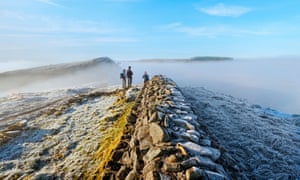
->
[103,75,229,180]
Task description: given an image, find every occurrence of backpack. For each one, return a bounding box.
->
[127,70,133,77]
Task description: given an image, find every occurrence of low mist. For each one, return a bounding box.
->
[121,57,300,114]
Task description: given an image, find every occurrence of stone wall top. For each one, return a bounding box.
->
[103,75,229,180]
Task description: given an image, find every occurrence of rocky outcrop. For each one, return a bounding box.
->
[103,75,229,179]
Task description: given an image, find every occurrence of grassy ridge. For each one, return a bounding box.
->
[85,92,134,179]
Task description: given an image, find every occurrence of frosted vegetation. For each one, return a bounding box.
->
[0,88,117,178]
[183,87,300,179]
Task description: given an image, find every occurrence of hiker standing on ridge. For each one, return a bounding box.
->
[120,69,126,89]
[126,66,133,88]
[142,71,149,83]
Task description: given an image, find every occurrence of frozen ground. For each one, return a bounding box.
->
[1,78,299,179]
[0,87,118,179]
[182,87,300,179]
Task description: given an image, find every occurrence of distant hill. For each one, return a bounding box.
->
[0,57,115,77]
[0,57,120,94]
[190,56,233,61]
[132,56,233,63]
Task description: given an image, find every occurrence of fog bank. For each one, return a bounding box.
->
[120,58,300,114]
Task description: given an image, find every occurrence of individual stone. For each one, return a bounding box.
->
[136,125,149,141]
[162,162,182,172]
[185,167,205,180]
[125,170,138,180]
[205,170,227,180]
[149,123,169,144]
[172,119,195,130]
[173,105,191,112]
[186,130,201,139]
[175,109,188,115]
[179,142,221,161]
[139,137,153,151]
[199,139,212,146]
[142,160,157,175]
[180,132,199,143]
[143,147,162,163]
[181,157,199,170]
[182,114,197,121]
[181,156,217,170]
[170,91,182,97]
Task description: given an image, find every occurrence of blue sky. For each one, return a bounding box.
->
[1,0,300,64]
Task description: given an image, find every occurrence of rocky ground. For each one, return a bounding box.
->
[103,75,228,179]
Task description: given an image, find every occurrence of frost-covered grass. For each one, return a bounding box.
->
[182,87,300,179]
[0,88,127,179]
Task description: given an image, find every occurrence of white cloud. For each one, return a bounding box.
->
[35,0,64,7]
[162,22,271,37]
[198,3,251,17]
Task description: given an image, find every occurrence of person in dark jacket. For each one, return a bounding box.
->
[142,71,149,83]
[126,66,133,88]
[120,69,126,89]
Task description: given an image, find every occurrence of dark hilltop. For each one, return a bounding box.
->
[131,56,234,63]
